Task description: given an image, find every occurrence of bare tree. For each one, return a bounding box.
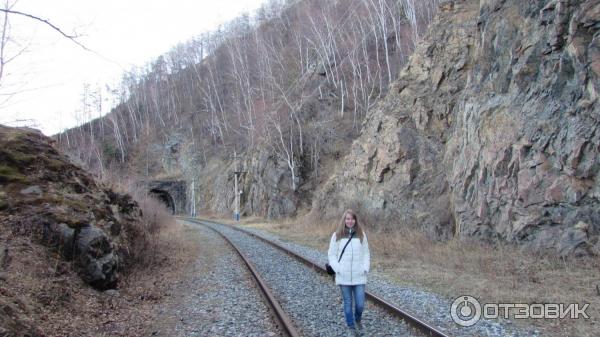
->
[0,2,92,114]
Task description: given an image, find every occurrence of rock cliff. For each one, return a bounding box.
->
[314,0,600,255]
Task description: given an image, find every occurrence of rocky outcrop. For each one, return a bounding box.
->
[315,0,600,255]
[0,125,143,288]
[313,0,480,237]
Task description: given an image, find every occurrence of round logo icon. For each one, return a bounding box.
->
[451,295,482,327]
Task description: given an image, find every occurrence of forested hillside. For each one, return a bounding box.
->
[58,0,440,217]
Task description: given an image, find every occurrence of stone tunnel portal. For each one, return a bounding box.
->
[141,180,187,215]
[149,189,176,214]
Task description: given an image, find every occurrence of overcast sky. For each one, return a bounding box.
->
[0,0,267,135]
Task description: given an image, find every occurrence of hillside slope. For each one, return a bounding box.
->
[0,125,150,335]
[56,0,441,220]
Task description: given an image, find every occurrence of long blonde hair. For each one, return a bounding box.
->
[335,209,365,242]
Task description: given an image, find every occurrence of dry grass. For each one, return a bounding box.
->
[0,168,201,336]
[371,229,600,337]
[124,188,178,268]
[204,212,600,337]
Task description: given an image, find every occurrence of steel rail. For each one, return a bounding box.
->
[183,217,451,337]
[191,219,301,337]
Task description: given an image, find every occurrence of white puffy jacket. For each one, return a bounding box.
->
[327,231,370,285]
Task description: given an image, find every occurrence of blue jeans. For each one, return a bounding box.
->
[340,284,365,328]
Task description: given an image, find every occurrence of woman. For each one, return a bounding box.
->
[327,209,370,336]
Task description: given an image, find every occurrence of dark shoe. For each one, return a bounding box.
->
[355,320,363,331]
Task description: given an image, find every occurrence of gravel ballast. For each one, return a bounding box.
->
[150,223,282,337]
[197,220,420,337]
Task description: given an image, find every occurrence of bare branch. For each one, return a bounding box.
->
[0,8,90,51]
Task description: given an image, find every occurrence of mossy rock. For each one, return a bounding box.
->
[0,191,7,210]
[0,164,26,183]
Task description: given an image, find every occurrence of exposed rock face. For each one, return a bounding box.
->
[0,125,143,288]
[194,149,300,219]
[315,0,600,255]
[449,0,600,254]
[75,225,119,288]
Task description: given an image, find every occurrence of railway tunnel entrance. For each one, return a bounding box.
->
[149,188,176,214]
[139,180,187,215]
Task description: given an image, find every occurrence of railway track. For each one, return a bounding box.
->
[196,218,300,337]
[182,217,451,337]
